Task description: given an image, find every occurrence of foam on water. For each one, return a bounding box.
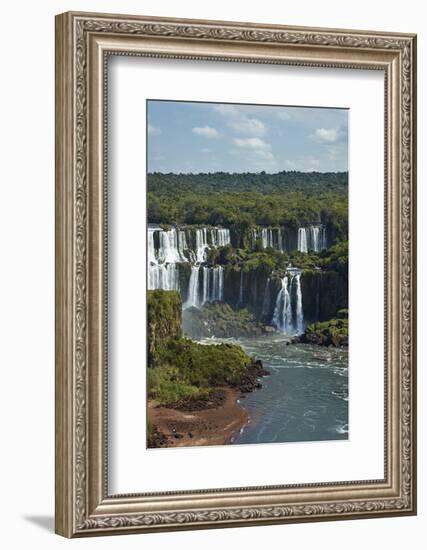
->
[201,333,348,445]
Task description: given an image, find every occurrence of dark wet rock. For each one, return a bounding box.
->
[233,360,270,393]
[148,428,169,448]
[295,315,348,347]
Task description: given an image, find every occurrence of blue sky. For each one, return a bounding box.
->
[147,100,348,173]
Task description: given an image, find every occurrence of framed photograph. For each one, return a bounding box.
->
[55,11,417,537]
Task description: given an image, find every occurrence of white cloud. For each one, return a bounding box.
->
[192,126,220,139]
[277,111,291,121]
[148,124,161,136]
[201,148,212,154]
[212,104,239,117]
[327,146,339,160]
[284,157,321,171]
[254,150,275,161]
[233,137,271,151]
[231,137,276,169]
[228,117,265,136]
[311,127,340,143]
[212,104,266,136]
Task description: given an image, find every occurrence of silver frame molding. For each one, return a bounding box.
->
[55,11,417,538]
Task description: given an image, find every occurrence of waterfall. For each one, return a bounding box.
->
[321,226,327,250]
[251,227,287,252]
[183,265,225,308]
[148,264,179,291]
[149,226,233,268]
[148,228,157,264]
[272,270,304,334]
[210,266,224,302]
[202,266,210,305]
[251,225,328,254]
[157,229,183,263]
[279,228,285,252]
[198,266,224,306]
[251,228,259,248]
[298,225,327,253]
[148,225,312,318]
[261,228,268,248]
[311,226,320,252]
[178,230,189,259]
[218,266,224,301]
[184,266,200,309]
[210,268,218,303]
[294,272,304,332]
[196,228,209,263]
[148,225,231,307]
[272,276,293,333]
[211,228,230,247]
[148,227,181,290]
[298,228,308,253]
[261,228,275,249]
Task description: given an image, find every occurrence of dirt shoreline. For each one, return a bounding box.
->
[148,361,269,448]
[148,387,248,448]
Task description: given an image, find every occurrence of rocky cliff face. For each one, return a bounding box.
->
[301,271,348,323]
[223,267,347,324]
[174,264,347,327]
[147,290,182,366]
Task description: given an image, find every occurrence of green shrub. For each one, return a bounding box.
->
[147,290,181,325]
[148,336,252,406]
[304,317,349,346]
[148,365,209,405]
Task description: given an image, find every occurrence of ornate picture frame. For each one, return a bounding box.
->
[55,11,417,537]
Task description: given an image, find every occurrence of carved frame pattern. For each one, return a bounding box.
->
[55,11,416,537]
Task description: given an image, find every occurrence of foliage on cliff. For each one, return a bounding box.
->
[147,290,182,366]
[147,289,182,333]
[318,241,348,276]
[204,240,348,275]
[148,339,252,405]
[298,310,349,347]
[148,290,255,406]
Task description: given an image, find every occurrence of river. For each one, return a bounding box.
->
[203,334,348,445]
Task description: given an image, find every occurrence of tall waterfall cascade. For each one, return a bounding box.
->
[297,225,327,253]
[148,226,229,309]
[183,265,224,309]
[252,227,287,252]
[272,269,304,335]
[148,225,320,326]
[251,224,327,254]
[148,228,180,291]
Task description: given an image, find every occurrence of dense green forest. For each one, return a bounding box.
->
[206,240,348,275]
[147,171,348,235]
[148,171,348,194]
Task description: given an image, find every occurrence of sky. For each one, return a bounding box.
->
[147,100,348,174]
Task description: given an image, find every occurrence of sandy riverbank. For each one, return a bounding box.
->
[148,388,248,448]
